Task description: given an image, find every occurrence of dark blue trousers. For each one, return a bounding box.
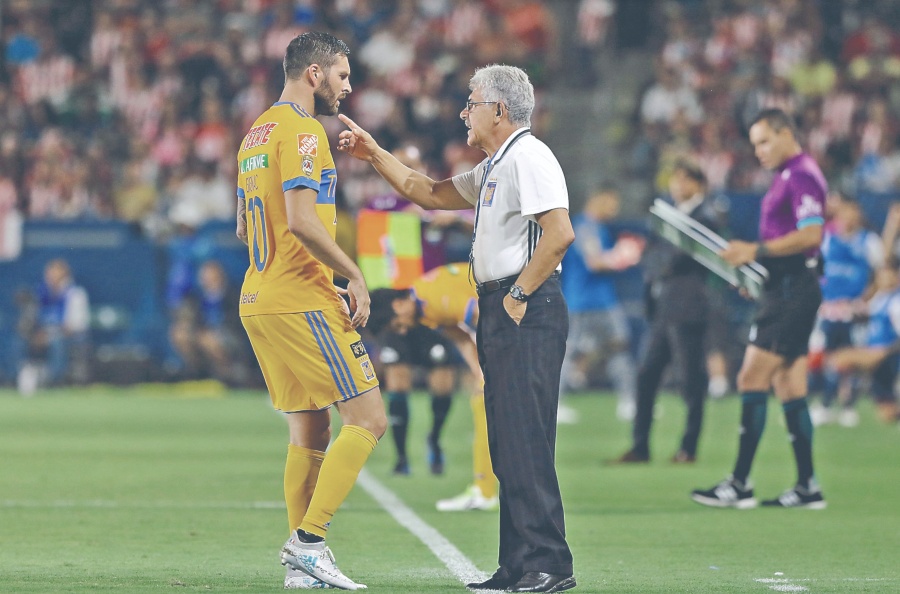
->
[476,275,573,576]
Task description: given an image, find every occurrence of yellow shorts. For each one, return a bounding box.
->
[242,308,379,412]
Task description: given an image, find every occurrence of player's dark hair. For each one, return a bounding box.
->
[368,288,411,337]
[283,32,350,81]
[672,158,707,186]
[750,108,798,138]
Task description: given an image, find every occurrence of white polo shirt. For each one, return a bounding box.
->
[451,128,569,283]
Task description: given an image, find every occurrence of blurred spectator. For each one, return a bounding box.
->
[0,164,23,260]
[114,159,159,223]
[168,159,233,228]
[16,259,91,394]
[168,259,248,386]
[640,65,704,126]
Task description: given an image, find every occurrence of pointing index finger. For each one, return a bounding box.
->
[338,113,359,131]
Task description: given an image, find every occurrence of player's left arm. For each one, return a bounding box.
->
[285,187,371,328]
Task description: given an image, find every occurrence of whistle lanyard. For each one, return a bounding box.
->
[467,129,531,286]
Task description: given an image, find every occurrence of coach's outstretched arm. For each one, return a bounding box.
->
[337,114,471,211]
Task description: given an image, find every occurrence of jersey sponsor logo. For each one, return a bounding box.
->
[350,340,368,359]
[302,154,314,176]
[360,358,376,381]
[482,180,497,207]
[239,154,269,173]
[240,291,260,304]
[297,133,318,156]
[243,123,277,150]
[797,194,823,219]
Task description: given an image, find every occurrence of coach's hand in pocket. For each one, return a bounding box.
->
[503,294,527,326]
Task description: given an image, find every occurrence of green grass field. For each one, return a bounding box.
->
[1,385,898,593]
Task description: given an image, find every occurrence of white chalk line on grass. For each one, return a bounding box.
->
[356,469,489,587]
[755,577,894,592]
[755,579,809,592]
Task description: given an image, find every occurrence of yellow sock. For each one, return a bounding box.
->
[470,389,496,499]
[285,444,325,534]
[299,425,377,537]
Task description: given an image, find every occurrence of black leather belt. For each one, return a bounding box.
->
[476,271,559,297]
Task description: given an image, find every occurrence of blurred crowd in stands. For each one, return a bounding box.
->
[0,0,568,257]
[632,0,900,197]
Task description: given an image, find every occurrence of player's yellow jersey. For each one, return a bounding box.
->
[411,263,478,331]
[237,102,343,316]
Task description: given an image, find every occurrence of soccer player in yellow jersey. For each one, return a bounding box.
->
[369,264,498,512]
[235,32,385,591]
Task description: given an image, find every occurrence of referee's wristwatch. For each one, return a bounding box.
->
[508,284,529,302]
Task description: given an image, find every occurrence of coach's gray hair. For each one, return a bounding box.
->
[469,64,534,128]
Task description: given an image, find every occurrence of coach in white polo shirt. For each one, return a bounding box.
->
[337,64,576,594]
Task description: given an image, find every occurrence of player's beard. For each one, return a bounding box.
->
[314,82,339,116]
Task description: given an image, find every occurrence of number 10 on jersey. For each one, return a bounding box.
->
[248,196,268,272]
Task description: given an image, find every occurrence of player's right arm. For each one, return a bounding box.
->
[336,114,471,211]
[285,186,370,328]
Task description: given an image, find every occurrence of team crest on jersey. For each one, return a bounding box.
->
[297,133,318,156]
[482,180,497,207]
[350,340,368,359]
[360,358,376,381]
[302,154,314,175]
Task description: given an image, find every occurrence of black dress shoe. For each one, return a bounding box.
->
[507,571,576,593]
[467,567,518,590]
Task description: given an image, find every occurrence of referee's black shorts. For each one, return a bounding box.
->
[377,325,465,369]
[750,268,821,363]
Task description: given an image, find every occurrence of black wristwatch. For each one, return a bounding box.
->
[508,284,529,302]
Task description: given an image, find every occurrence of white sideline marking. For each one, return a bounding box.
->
[755,578,809,592]
[356,469,488,586]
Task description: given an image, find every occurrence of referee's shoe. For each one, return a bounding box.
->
[691,476,758,509]
[761,482,827,509]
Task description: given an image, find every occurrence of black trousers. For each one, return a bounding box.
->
[632,317,708,457]
[476,275,573,576]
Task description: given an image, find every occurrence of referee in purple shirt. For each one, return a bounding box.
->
[692,108,829,510]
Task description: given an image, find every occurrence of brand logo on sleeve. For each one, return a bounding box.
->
[797,194,823,219]
[297,133,318,156]
[243,123,277,150]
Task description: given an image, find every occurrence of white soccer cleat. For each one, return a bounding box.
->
[436,484,500,512]
[281,534,367,590]
[284,567,334,589]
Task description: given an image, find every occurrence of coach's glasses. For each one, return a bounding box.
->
[464,100,498,111]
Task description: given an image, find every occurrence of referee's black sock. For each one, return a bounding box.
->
[783,396,816,490]
[429,394,453,446]
[732,391,768,485]
[387,392,410,460]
